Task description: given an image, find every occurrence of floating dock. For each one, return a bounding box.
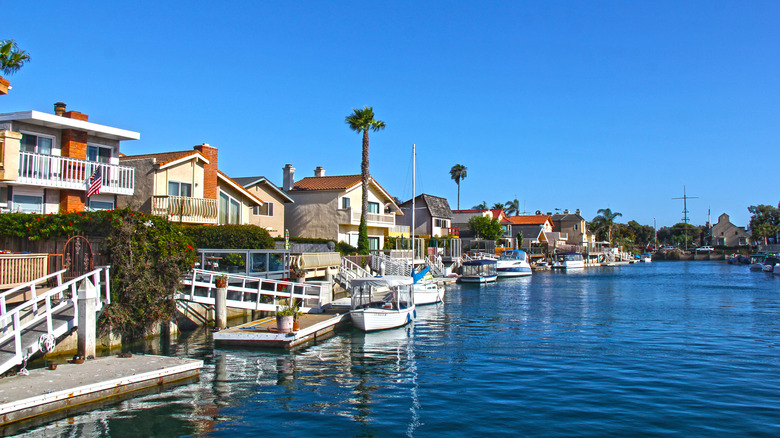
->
[0,354,203,429]
[213,310,351,349]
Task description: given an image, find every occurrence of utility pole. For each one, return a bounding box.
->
[672,186,698,250]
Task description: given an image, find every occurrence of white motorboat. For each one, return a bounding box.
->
[552,252,585,270]
[350,276,416,332]
[495,250,532,277]
[749,253,768,271]
[774,264,780,275]
[413,280,445,305]
[459,259,498,283]
[640,253,652,263]
[762,256,779,273]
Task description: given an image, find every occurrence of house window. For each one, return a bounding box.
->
[342,197,350,209]
[168,181,192,197]
[12,194,43,214]
[434,218,450,228]
[87,145,112,163]
[219,192,241,224]
[253,202,273,216]
[20,133,53,155]
[89,200,115,211]
[368,202,380,214]
[369,237,380,251]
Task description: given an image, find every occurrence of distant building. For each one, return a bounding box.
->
[452,208,507,239]
[397,194,454,237]
[712,213,750,246]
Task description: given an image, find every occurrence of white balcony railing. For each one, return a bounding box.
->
[351,211,396,225]
[152,195,218,224]
[17,152,134,195]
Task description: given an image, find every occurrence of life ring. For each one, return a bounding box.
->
[38,334,56,354]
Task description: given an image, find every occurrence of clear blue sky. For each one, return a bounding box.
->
[4,1,778,228]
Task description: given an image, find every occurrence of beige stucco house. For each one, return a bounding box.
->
[119,144,264,225]
[712,213,751,246]
[282,165,402,250]
[232,176,294,238]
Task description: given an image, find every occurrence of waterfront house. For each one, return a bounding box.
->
[282,165,402,250]
[712,213,751,247]
[452,208,509,239]
[397,194,455,238]
[232,176,294,238]
[505,214,554,249]
[551,210,593,251]
[118,144,264,225]
[0,103,138,213]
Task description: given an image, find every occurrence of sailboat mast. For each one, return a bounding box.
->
[412,144,416,266]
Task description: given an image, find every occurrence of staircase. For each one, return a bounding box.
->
[0,267,111,376]
[335,257,373,291]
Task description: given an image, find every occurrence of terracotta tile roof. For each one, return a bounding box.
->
[292,175,362,191]
[120,150,201,166]
[506,215,552,225]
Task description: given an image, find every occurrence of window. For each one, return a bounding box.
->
[87,145,112,163]
[253,202,274,216]
[89,200,115,211]
[369,237,380,251]
[20,133,53,155]
[368,202,380,214]
[219,192,241,224]
[434,218,450,228]
[12,194,43,214]
[168,181,192,197]
[342,197,350,209]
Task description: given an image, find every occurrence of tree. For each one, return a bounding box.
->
[468,215,504,241]
[450,164,467,210]
[473,201,487,209]
[594,208,622,244]
[0,39,31,76]
[748,203,780,245]
[504,199,520,216]
[345,106,385,254]
[491,202,504,209]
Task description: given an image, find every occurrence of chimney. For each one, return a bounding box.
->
[314,166,325,177]
[283,164,295,191]
[563,209,569,214]
[194,143,218,199]
[575,209,581,215]
[54,102,66,116]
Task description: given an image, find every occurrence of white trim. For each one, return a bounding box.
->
[239,177,294,203]
[0,110,140,141]
[217,172,263,206]
[157,152,209,170]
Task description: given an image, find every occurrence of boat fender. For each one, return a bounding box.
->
[407,313,412,323]
[413,310,417,319]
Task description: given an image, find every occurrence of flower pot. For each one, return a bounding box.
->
[215,278,228,288]
[293,321,300,331]
[277,315,294,333]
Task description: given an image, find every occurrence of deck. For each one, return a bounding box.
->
[213,310,351,350]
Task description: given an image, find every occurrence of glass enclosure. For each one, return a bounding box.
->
[198,249,290,279]
[351,278,414,310]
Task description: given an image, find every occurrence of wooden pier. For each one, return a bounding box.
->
[213,310,351,349]
[0,355,202,429]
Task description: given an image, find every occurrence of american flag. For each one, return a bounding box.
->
[87,167,102,197]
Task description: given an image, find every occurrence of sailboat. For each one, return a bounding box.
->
[410,143,445,305]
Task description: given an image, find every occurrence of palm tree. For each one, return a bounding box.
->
[345,106,385,254]
[504,199,520,216]
[0,40,31,76]
[449,164,467,210]
[595,208,622,244]
[473,201,488,210]
[491,202,504,209]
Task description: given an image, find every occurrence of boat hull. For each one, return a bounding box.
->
[414,282,445,305]
[496,266,532,277]
[350,307,416,332]
[552,261,585,270]
[459,274,498,283]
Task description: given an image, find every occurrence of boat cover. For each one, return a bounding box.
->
[352,276,414,288]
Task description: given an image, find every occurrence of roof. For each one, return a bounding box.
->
[0,110,140,141]
[120,150,207,168]
[400,194,452,219]
[451,208,505,219]
[511,225,545,240]
[291,174,399,211]
[232,176,294,203]
[506,215,552,225]
[551,212,585,222]
[216,171,265,206]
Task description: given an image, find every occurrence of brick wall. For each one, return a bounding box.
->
[61,129,88,160]
[59,190,85,213]
[194,144,218,200]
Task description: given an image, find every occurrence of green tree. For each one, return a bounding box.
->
[504,199,520,216]
[345,106,385,254]
[748,203,780,245]
[450,164,467,210]
[1,39,30,76]
[491,202,504,209]
[473,201,488,210]
[593,208,622,244]
[468,215,504,241]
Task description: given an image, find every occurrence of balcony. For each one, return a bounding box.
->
[351,210,395,226]
[16,151,134,195]
[152,195,218,224]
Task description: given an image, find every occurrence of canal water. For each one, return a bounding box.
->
[15,262,780,437]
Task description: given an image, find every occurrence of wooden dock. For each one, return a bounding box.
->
[213,310,351,349]
[0,355,202,429]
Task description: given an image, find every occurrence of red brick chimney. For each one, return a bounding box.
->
[194,143,218,199]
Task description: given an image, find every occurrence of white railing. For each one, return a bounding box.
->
[16,152,134,195]
[0,267,111,375]
[371,254,412,277]
[152,195,218,224]
[178,269,327,313]
[336,257,373,290]
[464,252,499,261]
[425,256,444,277]
[351,211,396,225]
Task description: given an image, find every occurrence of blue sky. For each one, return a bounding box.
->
[3,1,778,228]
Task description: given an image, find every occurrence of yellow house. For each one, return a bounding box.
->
[119,144,263,225]
[232,176,294,238]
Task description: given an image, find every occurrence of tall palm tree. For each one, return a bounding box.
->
[345,107,385,214]
[0,40,30,76]
[473,201,488,210]
[491,202,504,210]
[595,208,622,244]
[504,199,520,216]
[450,164,467,210]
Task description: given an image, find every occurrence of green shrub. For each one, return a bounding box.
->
[182,224,274,249]
[336,241,358,255]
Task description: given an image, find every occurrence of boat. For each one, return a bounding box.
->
[762,256,779,273]
[640,253,652,263]
[459,259,497,283]
[749,253,768,271]
[350,276,416,332]
[552,252,585,270]
[774,264,780,275]
[495,250,532,277]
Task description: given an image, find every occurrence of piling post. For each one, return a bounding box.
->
[215,286,227,330]
[77,278,97,359]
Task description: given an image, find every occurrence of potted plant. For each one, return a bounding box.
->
[276,299,301,333]
[215,274,228,289]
